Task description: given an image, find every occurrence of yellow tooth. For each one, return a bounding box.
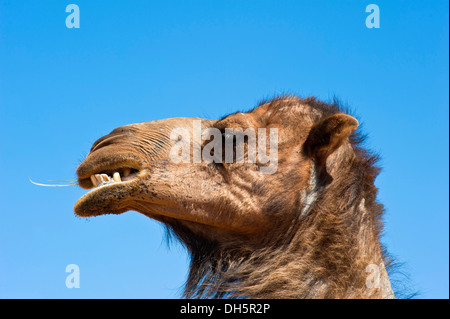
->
[101,174,110,182]
[95,174,103,184]
[113,172,121,182]
[122,168,131,177]
[90,175,98,187]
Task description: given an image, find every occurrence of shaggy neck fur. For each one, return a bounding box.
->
[165,140,394,299]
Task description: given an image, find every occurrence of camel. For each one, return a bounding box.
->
[74,95,395,298]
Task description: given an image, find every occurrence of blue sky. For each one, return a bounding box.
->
[0,0,448,298]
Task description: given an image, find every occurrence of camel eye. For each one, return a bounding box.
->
[214,126,252,165]
[223,131,237,161]
[222,131,237,146]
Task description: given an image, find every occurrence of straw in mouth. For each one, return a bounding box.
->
[29,178,78,187]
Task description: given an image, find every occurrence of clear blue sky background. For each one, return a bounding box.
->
[0,1,448,298]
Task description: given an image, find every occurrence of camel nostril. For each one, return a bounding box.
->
[90,131,134,153]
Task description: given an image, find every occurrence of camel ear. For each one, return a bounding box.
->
[304,113,358,165]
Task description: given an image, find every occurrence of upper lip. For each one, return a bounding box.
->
[76,152,146,189]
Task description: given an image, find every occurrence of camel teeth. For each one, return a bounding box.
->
[95,174,103,184]
[89,172,123,189]
[122,168,131,177]
[113,172,121,182]
[90,175,98,187]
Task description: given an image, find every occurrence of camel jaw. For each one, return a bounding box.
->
[74,180,131,217]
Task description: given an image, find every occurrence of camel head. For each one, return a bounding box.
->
[75,96,357,238]
[74,96,393,298]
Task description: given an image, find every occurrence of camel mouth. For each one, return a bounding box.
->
[76,150,146,188]
[75,153,147,217]
[74,168,144,217]
[81,167,141,189]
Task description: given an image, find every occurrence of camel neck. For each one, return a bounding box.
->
[225,198,395,298]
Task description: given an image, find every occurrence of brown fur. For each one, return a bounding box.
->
[75,95,394,298]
